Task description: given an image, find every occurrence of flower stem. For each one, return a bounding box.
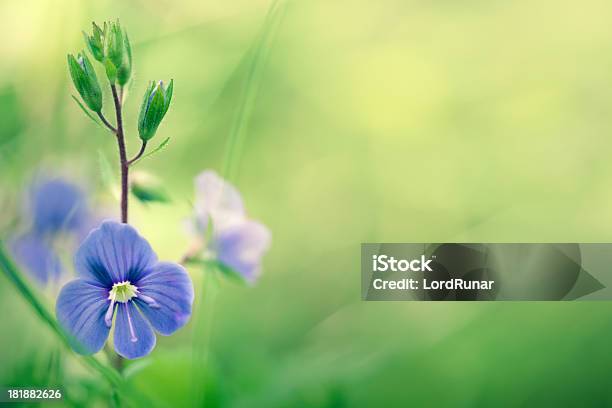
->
[96,111,117,134]
[110,84,129,224]
[110,84,128,373]
[127,140,147,166]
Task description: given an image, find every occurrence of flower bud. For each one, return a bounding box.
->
[116,32,132,86]
[82,22,105,62]
[102,20,132,86]
[138,80,173,141]
[104,20,124,69]
[67,52,102,112]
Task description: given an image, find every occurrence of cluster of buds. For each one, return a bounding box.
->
[68,20,172,142]
[81,20,132,86]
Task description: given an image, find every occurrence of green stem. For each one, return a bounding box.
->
[0,241,123,388]
[191,263,219,407]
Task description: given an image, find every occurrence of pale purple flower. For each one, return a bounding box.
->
[193,170,271,283]
[56,221,194,359]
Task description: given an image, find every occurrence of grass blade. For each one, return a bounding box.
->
[222,0,287,181]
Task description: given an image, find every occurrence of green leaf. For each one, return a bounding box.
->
[131,182,171,204]
[71,95,103,128]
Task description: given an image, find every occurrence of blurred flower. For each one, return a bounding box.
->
[56,221,194,359]
[10,177,97,284]
[191,170,271,283]
[138,80,173,141]
[67,52,102,112]
[9,234,62,284]
[194,170,245,231]
[214,220,272,283]
[30,178,88,235]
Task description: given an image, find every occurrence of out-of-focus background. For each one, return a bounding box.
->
[2,0,612,406]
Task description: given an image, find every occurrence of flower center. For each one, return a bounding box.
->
[108,281,138,303]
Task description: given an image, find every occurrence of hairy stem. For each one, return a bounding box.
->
[111,84,129,224]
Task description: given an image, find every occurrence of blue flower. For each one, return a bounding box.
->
[193,170,271,283]
[30,178,88,235]
[10,233,63,284]
[56,221,194,359]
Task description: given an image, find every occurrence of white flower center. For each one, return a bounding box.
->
[108,281,138,303]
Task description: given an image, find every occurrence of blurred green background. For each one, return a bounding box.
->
[3,0,612,406]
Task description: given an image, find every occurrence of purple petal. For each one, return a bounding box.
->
[113,302,156,359]
[31,178,87,234]
[134,262,194,335]
[215,220,271,283]
[75,221,157,286]
[10,234,62,284]
[194,170,245,232]
[56,279,110,354]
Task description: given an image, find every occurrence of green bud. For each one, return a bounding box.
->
[67,52,102,112]
[116,31,133,86]
[82,22,105,61]
[104,20,124,69]
[101,20,132,86]
[138,80,173,141]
